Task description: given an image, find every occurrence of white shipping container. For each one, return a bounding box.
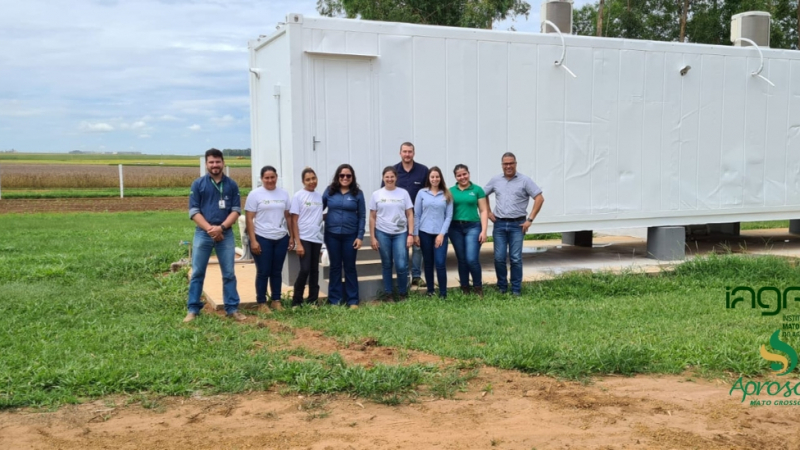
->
[248,14,800,234]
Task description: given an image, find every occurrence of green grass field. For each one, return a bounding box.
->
[1,212,798,408]
[284,255,799,379]
[0,152,251,167]
[0,212,438,408]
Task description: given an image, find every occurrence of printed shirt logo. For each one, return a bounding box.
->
[761,330,798,376]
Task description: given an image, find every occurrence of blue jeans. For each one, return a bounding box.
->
[411,244,423,279]
[325,231,359,306]
[493,219,525,294]
[253,234,289,303]
[449,221,482,288]
[375,229,409,295]
[188,228,240,315]
[418,231,448,297]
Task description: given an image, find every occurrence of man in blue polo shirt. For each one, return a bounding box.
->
[385,142,428,287]
[485,152,544,296]
[183,148,245,323]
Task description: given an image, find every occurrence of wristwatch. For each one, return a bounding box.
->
[525,217,533,223]
[220,223,227,231]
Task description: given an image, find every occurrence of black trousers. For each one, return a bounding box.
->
[292,239,322,306]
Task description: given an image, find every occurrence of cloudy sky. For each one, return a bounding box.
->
[1,0,589,155]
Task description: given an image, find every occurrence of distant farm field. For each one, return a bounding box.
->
[0,164,252,189]
[0,152,250,167]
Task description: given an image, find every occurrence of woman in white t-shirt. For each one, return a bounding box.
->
[245,165,293,313]
[370,166,414,301]
[289,167,324,307]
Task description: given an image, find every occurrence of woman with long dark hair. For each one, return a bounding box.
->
[289,167,324,307]
[370,166,414,301]
[449,164,488,297]
[322,164,366,308]
[245,165,293,312]
[413,166,453,298]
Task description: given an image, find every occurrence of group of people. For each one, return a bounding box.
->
[183,145,544,323]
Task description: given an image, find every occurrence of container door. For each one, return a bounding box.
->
[310,57,375,195]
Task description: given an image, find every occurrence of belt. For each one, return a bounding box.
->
[451,220,477,224]
[496,216,526,222]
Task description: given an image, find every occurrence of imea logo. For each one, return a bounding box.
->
[725,286,800,316]
[730,330,800,405]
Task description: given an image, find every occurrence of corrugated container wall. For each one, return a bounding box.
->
[248,14,800,233]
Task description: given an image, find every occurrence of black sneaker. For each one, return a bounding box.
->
[411,277,427,288]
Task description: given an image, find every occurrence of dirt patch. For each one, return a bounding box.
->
[2,320,798,450]
[0,197,187,214]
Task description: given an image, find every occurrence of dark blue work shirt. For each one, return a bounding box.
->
[322,188,366,239]
[189,174,241,230]
[382,161,428,203]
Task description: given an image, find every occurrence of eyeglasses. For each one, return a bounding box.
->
[339,173,353,179]
[502,162,517,166]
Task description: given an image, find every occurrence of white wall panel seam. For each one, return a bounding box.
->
[717,58,726,210]
[372,59,379,191]
[476,42,481,184]
[535,44,540,184]
[507,42,511,160]
[376,39,382,176]
[589,46,594,214]
[562,46,567,214]
[678,56,684,210]
[785,61,794,206]
[323,61,328,173]
[346,62,351,164]
[761,60,770,207]
[411,38,416,148]
[695,55,704,211]
[639,52,645,213]
[614,50,622,214]
[694,56,705,209]
[445,39,449,171]
[741,61,749,209]
[659,53,667,211]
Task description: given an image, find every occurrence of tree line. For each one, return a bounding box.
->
[317,0,799,49]
[575,0,798,49]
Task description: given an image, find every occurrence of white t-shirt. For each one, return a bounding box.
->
[244,187,290,240]
[370,187,413,234]
[289,189,324,244]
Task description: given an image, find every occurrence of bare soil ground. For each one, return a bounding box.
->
[0,197,187,214]
[2,317,797,450]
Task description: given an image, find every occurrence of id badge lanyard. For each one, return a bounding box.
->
[212,179,225,209]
